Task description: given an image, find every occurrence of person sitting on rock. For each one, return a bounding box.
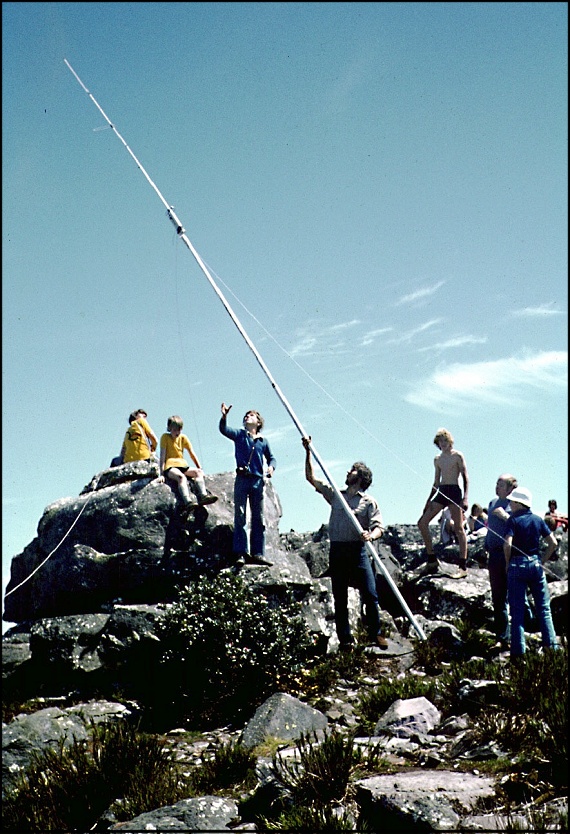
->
[122,408,159,463]
[439,506,470,546]
[467,503,488,540]
[111,408,158,467]
[158,415,218,517]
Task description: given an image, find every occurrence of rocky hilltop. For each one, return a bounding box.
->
[3,460,568,830]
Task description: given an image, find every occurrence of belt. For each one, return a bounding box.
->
[510,554,540,562]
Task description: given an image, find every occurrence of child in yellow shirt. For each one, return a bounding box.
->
[159,415,217,515]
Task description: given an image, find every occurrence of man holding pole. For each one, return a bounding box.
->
[302,437,388,650]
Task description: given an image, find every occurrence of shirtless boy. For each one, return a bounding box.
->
[417,428,469,577]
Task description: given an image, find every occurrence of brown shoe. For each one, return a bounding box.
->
[376,635,389,649]
[198,493,218,506]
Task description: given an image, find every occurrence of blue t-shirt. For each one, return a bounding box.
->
[486,496,511,551]
[505,507,550,558]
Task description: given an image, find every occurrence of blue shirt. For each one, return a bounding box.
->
[219,418,276,477]
[505,507,551,559]
[485,496,511,551]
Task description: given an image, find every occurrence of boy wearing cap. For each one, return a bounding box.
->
[504,487,559,659]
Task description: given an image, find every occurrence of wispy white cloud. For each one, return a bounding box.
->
[387,318,442,345]
[289,320,360,358]
[417,335,488,353]
[405,350,567,413]
[263,423,297,445]
[330,319,361,331]
[395,281,445,306]
[511,303,565,318]
[360,327,393,347]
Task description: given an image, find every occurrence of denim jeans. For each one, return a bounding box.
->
[488,547,534,642]
[507,556,558,657]
[233,474,265,555]
[329,542,380,644]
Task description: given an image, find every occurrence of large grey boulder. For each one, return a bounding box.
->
[109,796,239,831]
[356,769,495,831]
[240,692,328,750]
[374,696,442,739]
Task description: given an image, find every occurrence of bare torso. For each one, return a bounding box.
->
[435,449,465,485]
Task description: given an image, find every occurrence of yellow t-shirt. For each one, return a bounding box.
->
[123,417,156,463]
[160,432,195,471]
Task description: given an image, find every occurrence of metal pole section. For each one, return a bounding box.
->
[64,60,426,641]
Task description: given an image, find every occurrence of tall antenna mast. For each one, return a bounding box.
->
[64,59,426,641]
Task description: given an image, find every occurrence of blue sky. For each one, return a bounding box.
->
[3,2,567,625]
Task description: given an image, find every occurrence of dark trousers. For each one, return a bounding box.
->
[329,541,380,644]
[488,547,534,641]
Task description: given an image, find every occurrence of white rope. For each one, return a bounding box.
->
[4,486,97,597]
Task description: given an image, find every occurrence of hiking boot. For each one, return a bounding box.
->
[234,553,247,567]
[453,568,468,579]
[198,492,218,506]
[339,640,355,653]
[376,634,389,649]
[180,501,198,518]
[416,558,440,577]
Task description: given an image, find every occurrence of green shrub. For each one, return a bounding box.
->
[261,803,360,831]
[435,657,503,717]
[2,719,187,832]
[473,646,568,787]
[3,736,103,832]
[454,617,497,658]
[356,674,438,734]
[272,729,357,806]
[270,729,387,809]
[299,644,367,701]
[188,739,258,794]
[93,721,185,820]
[156,572,315,726]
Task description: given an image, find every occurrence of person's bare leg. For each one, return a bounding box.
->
[449,503,467,567]
[167,468,194,506]
[418,503,444,560]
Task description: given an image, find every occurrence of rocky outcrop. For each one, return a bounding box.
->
[2,464,568,831]
[4,462,281,621]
